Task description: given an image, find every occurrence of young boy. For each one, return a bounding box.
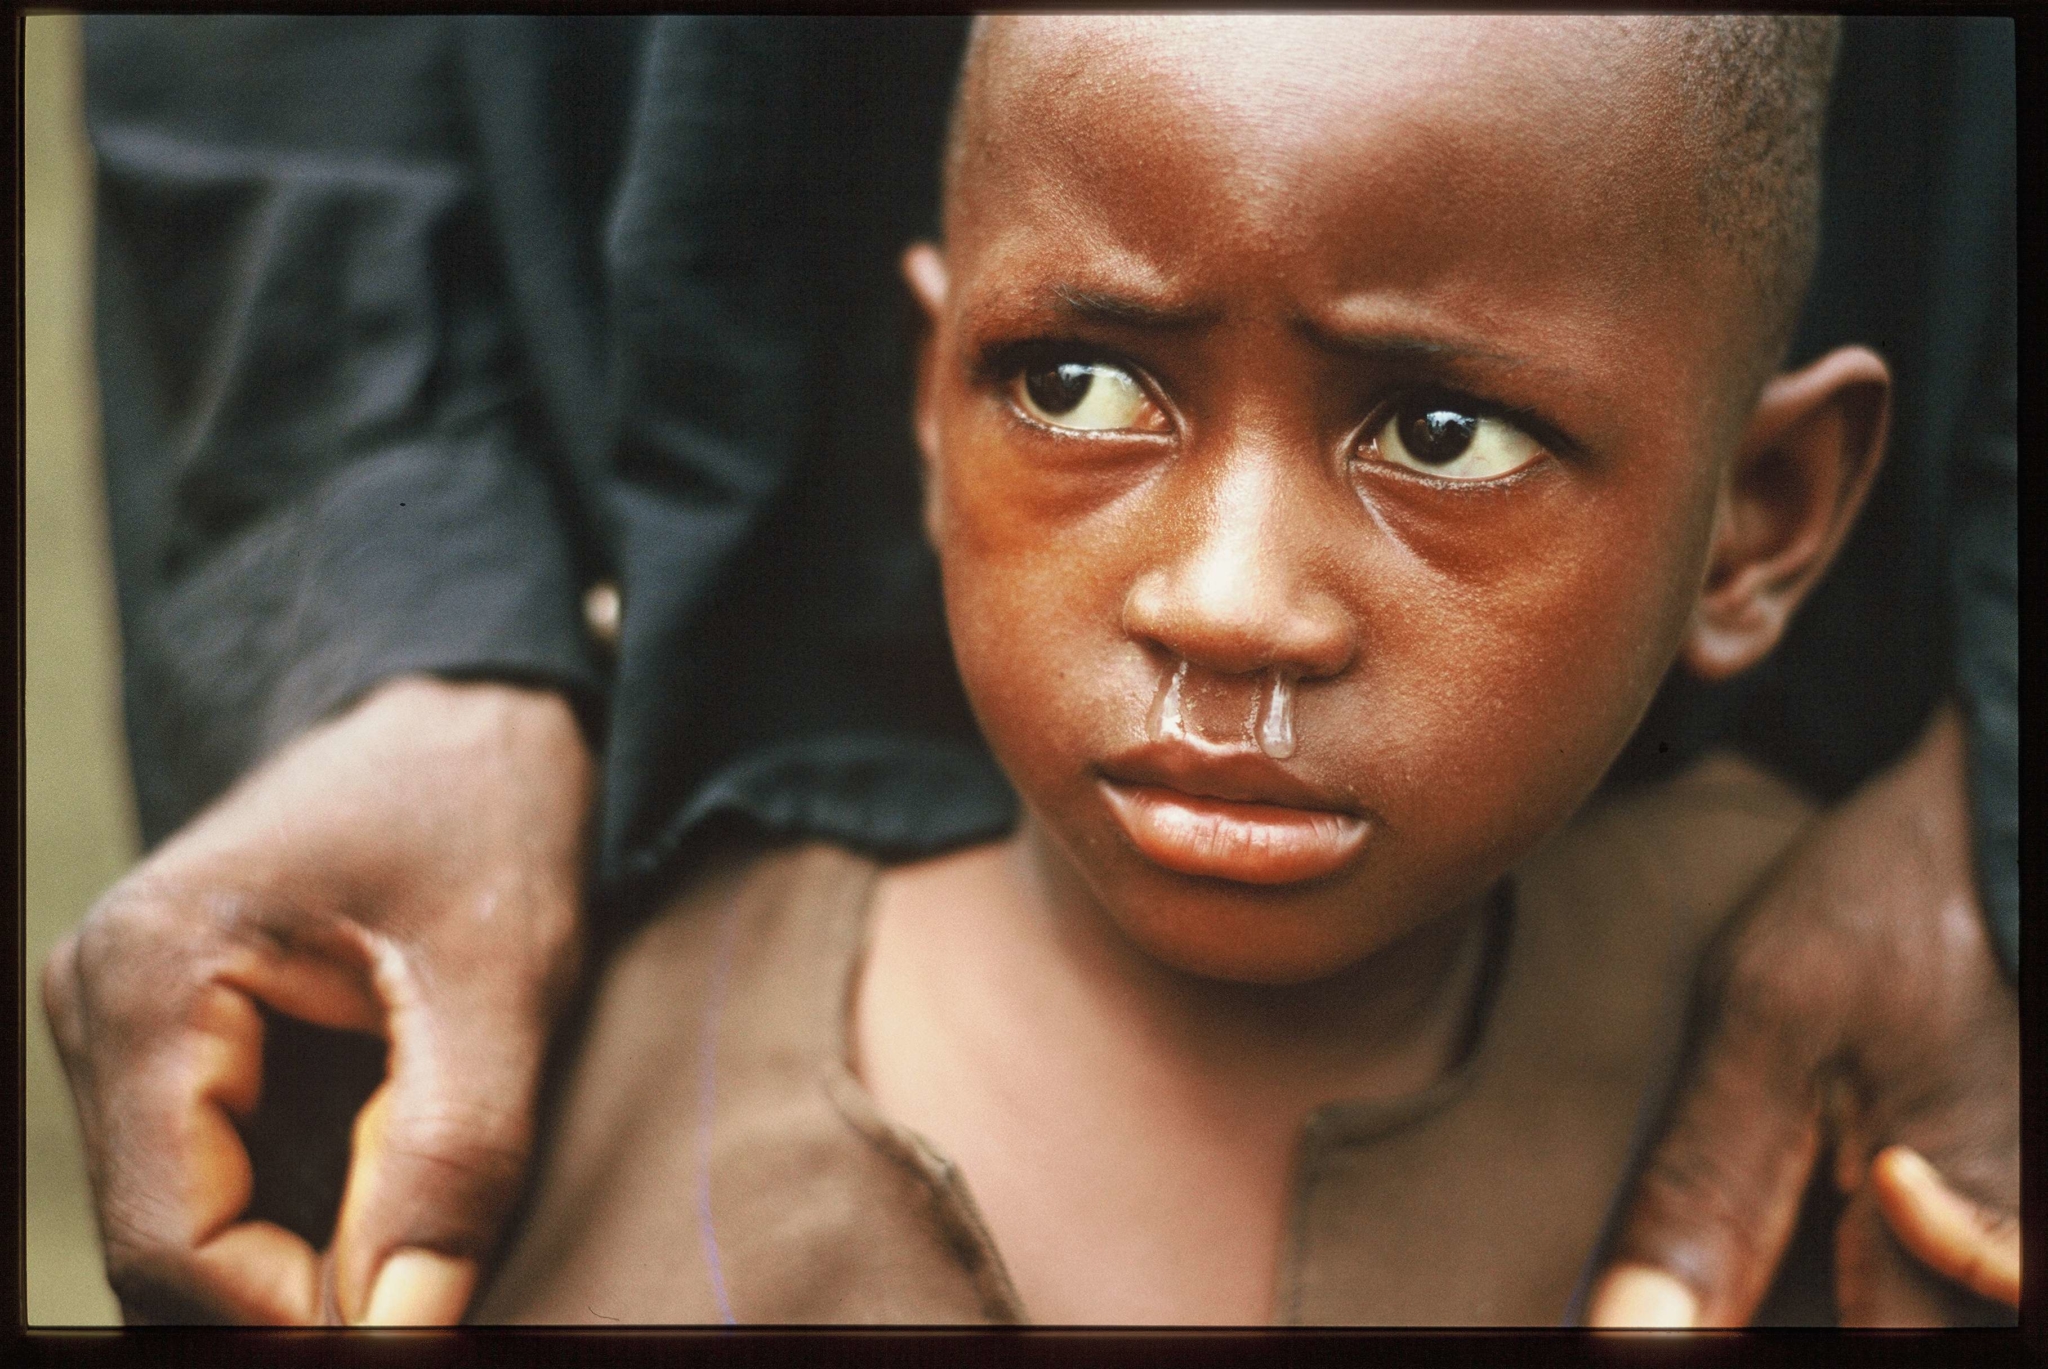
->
[472,16,1898,1324]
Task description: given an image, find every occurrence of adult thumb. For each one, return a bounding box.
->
[1582,966,1831,1327]
[327,998,545,1326]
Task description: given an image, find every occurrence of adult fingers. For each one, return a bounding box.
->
[326,934,557,1326]
[1868,1145,2018,1309]
[1832,894,2018,1321]
[1583,941,1832,1326]
[44,881,397,1324]
[45,926,323,1324]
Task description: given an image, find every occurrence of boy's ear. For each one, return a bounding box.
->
[1682,345,1890,682]
[902,242,951,548]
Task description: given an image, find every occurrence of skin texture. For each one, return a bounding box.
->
[860,15,1892,1325]
[42,678,592,1324]
[1586,703,2019,1327]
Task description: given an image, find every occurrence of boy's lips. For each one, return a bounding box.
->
[1095,744,1371,885]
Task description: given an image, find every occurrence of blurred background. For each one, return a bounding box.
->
[24,12,134,1326]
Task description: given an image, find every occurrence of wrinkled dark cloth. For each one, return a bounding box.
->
[86,17,2016,969]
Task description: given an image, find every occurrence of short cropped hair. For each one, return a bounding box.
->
[1668,15,1842,375]
[941,15,1841,385]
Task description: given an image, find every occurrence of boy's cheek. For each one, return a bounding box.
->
[935,419,1167,556]
[943,542,1143,763]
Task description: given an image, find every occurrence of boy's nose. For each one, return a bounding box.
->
[1120,452,1357,682]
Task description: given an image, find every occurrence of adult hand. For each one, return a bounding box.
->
[43,677,594,1325]
[1586,703,2017,1326]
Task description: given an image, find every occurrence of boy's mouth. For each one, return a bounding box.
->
[1096,745,1370,885]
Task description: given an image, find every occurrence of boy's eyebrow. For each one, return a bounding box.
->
[1299,306,1576,384]
[1051,284,1220,331]
[985,283,1580,387]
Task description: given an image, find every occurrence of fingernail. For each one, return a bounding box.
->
[359,1248,476,1327]
[1588,1265,1699,1328]
[1875,1143,1935,1187]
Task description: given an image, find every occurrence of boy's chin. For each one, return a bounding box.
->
[1095,872,1426,987]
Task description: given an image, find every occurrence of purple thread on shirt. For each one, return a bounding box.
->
[694,890,744,1326]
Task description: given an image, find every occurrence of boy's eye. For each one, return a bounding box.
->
[1012,361,1168,433]
[1363,398,1543,481]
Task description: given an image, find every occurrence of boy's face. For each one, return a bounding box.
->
[914,17,1764,983]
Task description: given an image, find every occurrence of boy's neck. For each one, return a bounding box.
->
[1008,817,1497,1106]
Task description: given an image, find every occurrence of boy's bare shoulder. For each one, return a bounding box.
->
[1564,753,1815,937]
[1612,751,1816,829]
[1505,750,1816,1060]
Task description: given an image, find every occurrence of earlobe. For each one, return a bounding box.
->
[1682,346,1891,682]
[902,242,950,547]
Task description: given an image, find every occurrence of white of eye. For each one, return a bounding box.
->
[1014,361,1161,432]
[1369,404,1543,481]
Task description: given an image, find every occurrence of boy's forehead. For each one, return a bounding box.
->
[954,15,1711,295]
[948,15,1746,421]
[972,16,1680,160]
